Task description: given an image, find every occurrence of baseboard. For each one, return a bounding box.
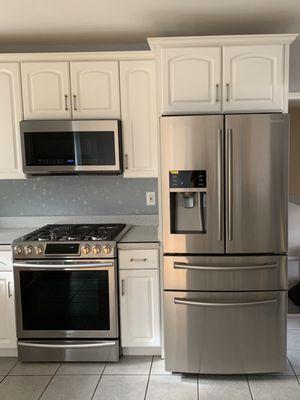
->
[121,347,161,356]
[0,348,18,357]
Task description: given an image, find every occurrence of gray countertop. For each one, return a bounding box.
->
[0,227,38,246]
[120,225,159,244]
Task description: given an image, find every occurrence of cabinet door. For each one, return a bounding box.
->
[223,45,284,112]
[0,63,25,179]
[161,47,222,114]
[70,61,120,119]
[119,269,160,347]
[0,272,17,349]
[120,60,158,177]
[21,62,71,119]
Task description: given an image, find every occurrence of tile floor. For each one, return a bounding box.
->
[0,316,300,400]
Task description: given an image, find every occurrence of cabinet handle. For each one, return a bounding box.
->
[124,154,129,170]
[130,258,147,262]
[8,282,13,298]
[64,94,69,111]
[73,94,78,111]
[216,84,220,102]
[226,83,230,102]
[121,279,125,296]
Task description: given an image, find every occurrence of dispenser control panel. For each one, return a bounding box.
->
[169,170,207,188]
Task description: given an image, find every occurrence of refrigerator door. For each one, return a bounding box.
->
[161,115,224,254]
[164,290,287,374]
[225,114,289,254]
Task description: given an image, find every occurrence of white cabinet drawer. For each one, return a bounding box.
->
[119,249,159,269]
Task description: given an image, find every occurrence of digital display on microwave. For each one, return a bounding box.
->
[45,244,80,255]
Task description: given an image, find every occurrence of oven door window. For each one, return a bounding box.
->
[19,270,110,331]
[24,131,116,167]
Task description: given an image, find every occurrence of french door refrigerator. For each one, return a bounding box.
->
[161,114,289,374]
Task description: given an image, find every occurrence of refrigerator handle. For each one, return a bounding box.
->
[227,128,233,241]
[217,129,223,241]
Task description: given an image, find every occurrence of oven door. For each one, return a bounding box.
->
[13,259,118,339]
[20,120,122,174]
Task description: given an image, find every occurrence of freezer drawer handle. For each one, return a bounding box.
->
[173,262,279,271]
[174,298,277,307]
[18,341,116,349]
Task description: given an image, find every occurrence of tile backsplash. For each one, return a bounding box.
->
[0,176,158,216]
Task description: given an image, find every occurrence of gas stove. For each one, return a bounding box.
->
[13,223,130,259]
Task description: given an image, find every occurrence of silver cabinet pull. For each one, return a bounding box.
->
[64,94,69,111]
[8,282,13,298]
[216,83,220,102]
[174,262,279,271]
[73,94,78,111]
[174,298,277,307]
[226,83,230,102]
[124,154,129,170]
[121,279,125,296]
[226,129,233,241]
[18,341,116,349]
[217,128,223,241]
[130,258,147,262]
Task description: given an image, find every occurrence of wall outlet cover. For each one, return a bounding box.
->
[146,192,156,206]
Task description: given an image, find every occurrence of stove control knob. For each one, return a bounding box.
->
[14,246,23,255]
[34,245,43,255]
[92,245,101,255]
[102,244,112,255]
[24,245,33,255]
[81,245,90,255]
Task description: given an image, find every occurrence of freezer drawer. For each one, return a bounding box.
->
[164,291,287,374]
[164,255,287,291]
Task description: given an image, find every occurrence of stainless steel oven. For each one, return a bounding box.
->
[20,120,122,174]
[13,259,119,362]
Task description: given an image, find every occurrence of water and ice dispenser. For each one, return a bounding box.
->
[169,170,207,234]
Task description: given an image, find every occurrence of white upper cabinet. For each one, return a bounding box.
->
[148,34,297,114]
[22,62,71,119]
[0,63,25,179]
[223,45,284,112]
[120,60,158,177]
[70,61,120,119]
[161,47,222,114]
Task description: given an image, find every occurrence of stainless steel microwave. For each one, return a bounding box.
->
[20,120,122,174]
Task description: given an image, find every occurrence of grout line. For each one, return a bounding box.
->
[54,362,61,375]
[144,356,154,400]
[91,363,106,400]
[4,358,18,377]
[246,375,254,400]
[287,357,297,378]
[37,375,56,400]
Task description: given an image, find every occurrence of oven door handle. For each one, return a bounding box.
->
[13,262,114,269]
[18,341,117,349]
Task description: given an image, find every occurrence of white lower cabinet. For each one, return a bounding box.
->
[119,268,160,348]
[0,271,17,350]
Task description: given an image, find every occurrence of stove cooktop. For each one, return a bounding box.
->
[13,223,129,259]
[21,224,127,242]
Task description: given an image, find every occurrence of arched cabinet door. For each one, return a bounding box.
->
[0,63,24,178]
[120,60,158,177]
[70,61,120,119]
[161,47,222,114]
[21,62,71,119]
[223,45,284,112]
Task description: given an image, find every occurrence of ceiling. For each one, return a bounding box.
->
[0,0,300,89]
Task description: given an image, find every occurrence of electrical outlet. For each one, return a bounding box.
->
[146,192,156,206]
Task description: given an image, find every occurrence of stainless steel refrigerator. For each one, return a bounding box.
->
[161,114,289,374]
